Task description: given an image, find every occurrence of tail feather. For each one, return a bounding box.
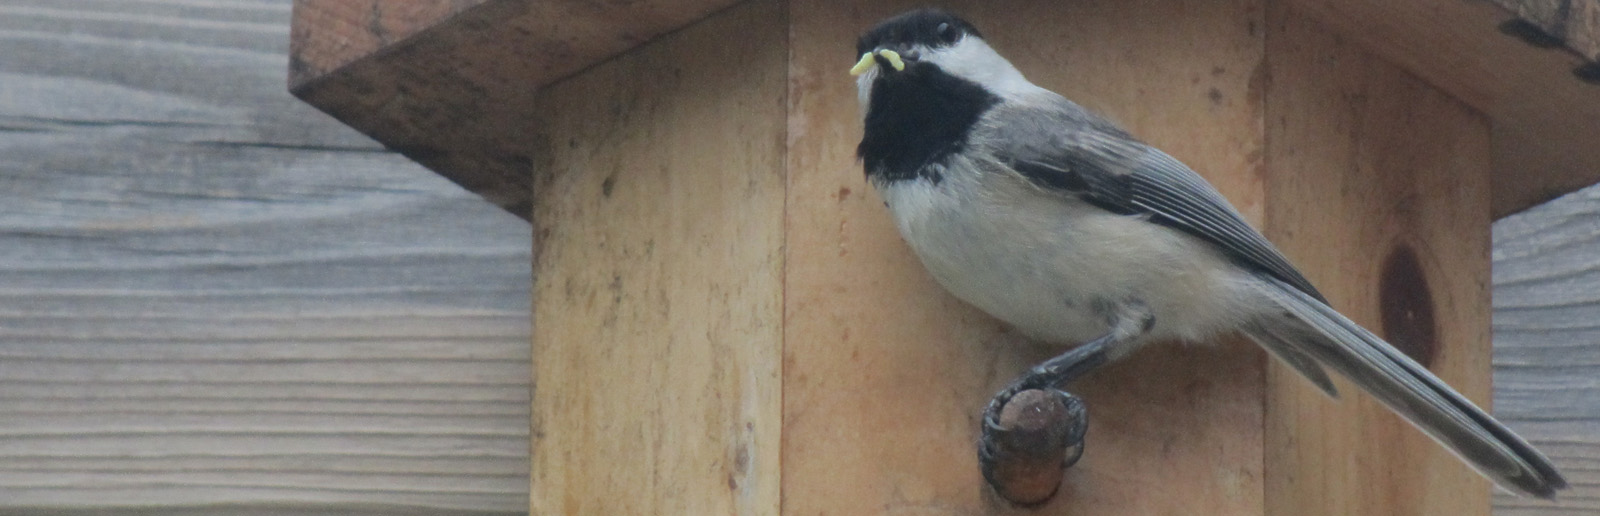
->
[1251,275,1567,498]
[1245,320,1339,399]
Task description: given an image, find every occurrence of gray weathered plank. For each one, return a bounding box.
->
[1494,183,1600,515]
[0,0,530,513]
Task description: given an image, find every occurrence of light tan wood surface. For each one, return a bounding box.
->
[528,1,785,514]
[521,0,1573,513]
[1284,0,1600,219]
[1264,6,1495,515]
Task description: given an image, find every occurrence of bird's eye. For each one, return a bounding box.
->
[936,22,959,43]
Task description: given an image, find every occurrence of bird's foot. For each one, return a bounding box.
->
[978,385,1087,506]
[976,331,1113,505]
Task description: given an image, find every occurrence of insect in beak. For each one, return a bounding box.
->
[850,49,906,76]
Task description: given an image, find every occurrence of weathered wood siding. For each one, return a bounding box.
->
[1494,184,1600,515]
[0,1,531,514]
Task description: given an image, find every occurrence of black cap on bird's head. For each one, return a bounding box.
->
[856,9,982,58]
[851,9,984,76]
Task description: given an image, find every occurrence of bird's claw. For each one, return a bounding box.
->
[978,385,1088,506]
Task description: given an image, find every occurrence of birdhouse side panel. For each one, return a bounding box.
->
[530,1,788,514]
[1263,6,1494,516]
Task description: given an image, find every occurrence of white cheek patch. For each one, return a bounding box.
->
[926,37,1040,99]
[858,37,1041,118]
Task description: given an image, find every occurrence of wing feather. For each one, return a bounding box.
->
[988,102,1325,302]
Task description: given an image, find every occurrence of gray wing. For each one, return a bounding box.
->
[982,102,1327,303]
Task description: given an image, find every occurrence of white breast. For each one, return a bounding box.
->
[875,157,1256,347]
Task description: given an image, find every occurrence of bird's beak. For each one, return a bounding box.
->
[850,49,906,76]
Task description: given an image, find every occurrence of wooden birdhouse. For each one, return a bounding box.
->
[289,0,1600,514]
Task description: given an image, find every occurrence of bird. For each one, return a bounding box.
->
[849,8,1566,498]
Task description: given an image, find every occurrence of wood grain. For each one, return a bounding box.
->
[288,0,748,217]
[527,1,785,514]
[288,0,487,86]
[289,0,540,217]
[1284,0,1600,219]
[1264,6,1494,514]
[783,0,1269,514]
[1492,184,1600,515]
[0,0,531,513]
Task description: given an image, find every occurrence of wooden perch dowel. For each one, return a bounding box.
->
[981,389,1086,507]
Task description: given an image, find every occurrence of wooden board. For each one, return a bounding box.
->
[290,0,1600,221]
[0,0,531,513]
[527,1,785,514]
[1283,0,1600,219]
[289,0,489,86]
[782,0,1269,513]
[289,0,541,217]
[289,0,748,217]
[1264,6,1494,514]
[1491,184,1600,515]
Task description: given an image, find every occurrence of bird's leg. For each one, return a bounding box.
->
[1010,333,1114,392]
[979,302,1153,505]
[977,333,1109,475]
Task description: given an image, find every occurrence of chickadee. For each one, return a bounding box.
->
[852,8,1566,498]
